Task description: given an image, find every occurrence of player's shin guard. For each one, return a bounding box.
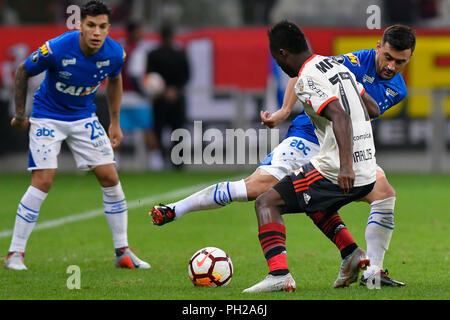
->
[258,223,289,276]
[169,179,248,219]
[102,182,128,249]
[9,186,47,253]
[308,211,357,259]
[365,197,395,270]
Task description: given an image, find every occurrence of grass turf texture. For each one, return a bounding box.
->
[0,171,448,300]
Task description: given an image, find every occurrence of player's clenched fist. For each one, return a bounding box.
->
[108,124,123,149]
[337,167,355,194]
[11,115,30,130]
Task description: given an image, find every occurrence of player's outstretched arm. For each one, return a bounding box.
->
[361,91,380,119]
[11,62,31,130]
[260,77,298,128]
[321,100,355,193]
[106,74,124,149]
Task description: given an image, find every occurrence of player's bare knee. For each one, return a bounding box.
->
[255,189,283,213]
[245,170,278,201]
[31,180,53,193]
[375,182,396,201]
[245,180,268,201]
[93,165,119,187]
[254,191,273,213]
[254,193,267,213]
[385,184,396,198]
[375,172,396,199]
[31,170,55,193]
[244,177,258,201]
[98,175,119,188]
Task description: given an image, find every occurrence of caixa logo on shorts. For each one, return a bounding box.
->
[55,81,100,96]
[36,127,55,137]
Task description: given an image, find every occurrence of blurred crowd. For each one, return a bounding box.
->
[1,0,450,28]
[1,0,449,170]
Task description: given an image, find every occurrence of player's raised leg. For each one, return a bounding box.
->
[150,136,318,226]
[360,168,405,286]
[150,167,278,226]
[243,188,296,293]
[5,169,55,270]
[93,164,150,269]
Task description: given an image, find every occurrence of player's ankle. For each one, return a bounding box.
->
[341,243,358,259]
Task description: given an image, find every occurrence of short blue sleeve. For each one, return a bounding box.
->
[340,49,371,80]
[393,86,407,106]
[24,41,55,76]
[109,45,126,78]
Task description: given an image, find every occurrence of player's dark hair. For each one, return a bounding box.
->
[81,0,111,20]
[268,20,309,54]
[382,24,416,53]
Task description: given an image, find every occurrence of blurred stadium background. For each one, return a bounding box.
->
[1,0,449,173]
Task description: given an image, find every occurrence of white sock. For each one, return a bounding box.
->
[9,186,48,253]
[170,179,248,220]
[364,196,395,278]
[102,182,128,249]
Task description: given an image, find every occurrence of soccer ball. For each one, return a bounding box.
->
[142,72,165,96]
[188,247,233,287]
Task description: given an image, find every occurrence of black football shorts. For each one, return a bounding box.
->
[273,162,375,215]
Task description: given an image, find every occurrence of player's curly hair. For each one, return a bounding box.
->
[81,0,111,20]
[267,20,309,54]
[382,25,416,53]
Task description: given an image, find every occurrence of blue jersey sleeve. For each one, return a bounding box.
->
[109,45,126,78]
[393,77,408,106]
[24,41,55,76]
[340,49,371,80]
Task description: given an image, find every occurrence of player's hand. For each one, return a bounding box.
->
[11,115,30,130]
[108,124,123,149]
[337,167,355,194]
[260,110,278,128]
[260,109,289,128]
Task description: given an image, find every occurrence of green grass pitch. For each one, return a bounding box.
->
[0,171,448,300]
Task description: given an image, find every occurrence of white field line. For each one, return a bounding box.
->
[0,177,243,239]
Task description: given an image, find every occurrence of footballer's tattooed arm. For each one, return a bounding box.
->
[11,63,31,130]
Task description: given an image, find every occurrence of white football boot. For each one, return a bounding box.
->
[333,247,370,288]
[115,247,150,269]
[4,252,27,270]
[243,273,296,293]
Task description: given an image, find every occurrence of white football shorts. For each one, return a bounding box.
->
[28,116,115,171]
[258,136,320,180]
